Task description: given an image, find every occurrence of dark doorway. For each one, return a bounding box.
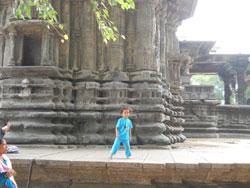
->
[22,35,41,66]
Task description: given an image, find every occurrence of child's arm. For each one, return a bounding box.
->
[129,129,132,141]
[2,123,11,133]
[115,127,119,138]
[0,122,10,138]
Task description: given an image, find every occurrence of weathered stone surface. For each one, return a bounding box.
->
[11,139,250,187]
[0,0,199,145]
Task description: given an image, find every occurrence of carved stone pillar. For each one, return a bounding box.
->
[0,7,7,27]
[224,79,232,104]
[154,3,161,72]
[15,33,23,66]
[0,32,4,66]
[41,31,58,66]
[134,0,157,71]
[96,32,107,72]
[70,32,80,70]
[160,2,167,81]
[106,7,125,71]
[81,0,96,71]
[7,30,16,66]
[236,70,247,105]
[69,0,82,70]
[58,0,70,69]
[124,10,136,71]
[41,31,51,66]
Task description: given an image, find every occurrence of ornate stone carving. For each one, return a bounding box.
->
[0,0,198,145]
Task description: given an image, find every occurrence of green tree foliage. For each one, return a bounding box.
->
[191,75,224,102]
[15,0,135,44]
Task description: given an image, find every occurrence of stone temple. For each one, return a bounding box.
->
[0,0,249,146]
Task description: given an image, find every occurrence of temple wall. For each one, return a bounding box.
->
[182,85,219,138]
[182,85,250,138]
[217,105,250,138]
[0,0,197,145]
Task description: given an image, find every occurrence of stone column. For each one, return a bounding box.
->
[7,30,16,66]
[41,31,57,66]
[134,0,157,71]
[236,70,247,105]
[96,32,107,72]
[0,32,5,66]
[154,3,161,72]
[124,10,136,71]
[41,31,51,66]
[81,0,96,71]
[69,0,81,70]
[70,32,80,70]
[58,0,70,70]
[15,33,24,66]
[0,7,7,27]
[224,79,232,104]
[106,7,125,71]
[53,36,59,67]
[159,2,167,81]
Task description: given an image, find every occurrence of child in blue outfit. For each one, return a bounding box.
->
[110,108,133,159]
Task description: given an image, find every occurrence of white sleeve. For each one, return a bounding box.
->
[3,154,18,187]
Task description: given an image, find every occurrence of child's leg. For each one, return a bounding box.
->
[110,138,121,156]
[122,139,131,157]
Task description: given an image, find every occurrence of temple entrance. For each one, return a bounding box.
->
[22,35,42,66]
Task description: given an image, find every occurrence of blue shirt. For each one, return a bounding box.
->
[116,117,133,140]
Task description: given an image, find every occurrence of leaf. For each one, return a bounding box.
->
[48,19,54,25]
[64,34,69,40]
[130,2,135,9]
[15,0,135,44]
[118,0,124,4]
[113,26,118,32]
[59,24,64,30]
[95,11,101,20]
[15,9,21,18]
[25,5,31,19]
[29,0,35,6]
[91,1,99,10]
[103,9,109,17]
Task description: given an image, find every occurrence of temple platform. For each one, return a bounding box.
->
[9,138,250,188]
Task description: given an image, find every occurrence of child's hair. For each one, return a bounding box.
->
[120,107,132,114]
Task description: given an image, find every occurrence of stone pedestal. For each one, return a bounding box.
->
[217,105,250,138]
[0,0,198,145]
[182,85,220,138]
[0,67,74,144]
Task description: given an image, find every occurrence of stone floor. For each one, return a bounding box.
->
[8,138,250,188]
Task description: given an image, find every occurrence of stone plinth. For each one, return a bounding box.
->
[217,105,250,138]
[0,67,74,144]
[182,85,220,138]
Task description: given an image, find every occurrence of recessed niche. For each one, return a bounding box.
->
[22,35,41,66]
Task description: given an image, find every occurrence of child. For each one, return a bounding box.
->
[0,123,11,140]
[0,123,19,153]
[110,107,133,159]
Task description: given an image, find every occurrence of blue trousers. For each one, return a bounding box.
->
[110,138,131,157]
